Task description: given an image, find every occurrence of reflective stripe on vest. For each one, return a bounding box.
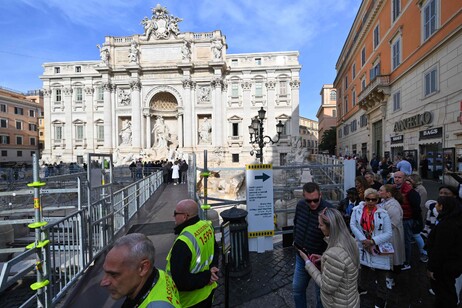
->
[139,270,181,308]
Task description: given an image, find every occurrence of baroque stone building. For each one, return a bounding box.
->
[40,5,300,166]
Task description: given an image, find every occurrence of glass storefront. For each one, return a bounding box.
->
[419,143,443,180]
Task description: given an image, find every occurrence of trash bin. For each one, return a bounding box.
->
[220,207,251,277]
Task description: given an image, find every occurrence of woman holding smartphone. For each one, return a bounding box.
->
[299,208,360,308]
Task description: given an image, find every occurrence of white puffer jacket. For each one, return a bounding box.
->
[350,203,393,270]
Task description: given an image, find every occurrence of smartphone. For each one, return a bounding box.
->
[293,242,308,254]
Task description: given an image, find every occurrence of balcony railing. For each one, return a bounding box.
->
[357,75,390,110]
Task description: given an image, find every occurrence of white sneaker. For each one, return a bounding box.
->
[401,263,411,271]
[429,288,435,295]
[386,277,395,290]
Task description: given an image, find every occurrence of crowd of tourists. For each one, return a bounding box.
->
[293,155,462,308]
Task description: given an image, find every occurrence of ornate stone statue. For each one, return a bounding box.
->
[211,39,223,59]
[152,116,170,149]
[118,89,131,106]
[128,41,139,63]
[119,119,132,146]
[141,4,183,40]
[96,44,110,64]
[199,117,212,144]
[181,40,191,60]
[198,86,210,103]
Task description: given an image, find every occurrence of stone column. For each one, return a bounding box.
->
[42,89,53,160]
[130,80,141,151]
[63,86,73,157]
[84,86,95,149]
[211,78,223,145]
[290,79,301,136]
[103,82,113,151]
[182,79,193,148]
[177,112,184,147]
[143,109,151,149]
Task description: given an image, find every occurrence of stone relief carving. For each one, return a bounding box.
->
[128,41,139,64]
[266,80,276,89]
[211,78,223,89]
[96,44,110,65]
[63,87,73,96]
[199,117,212,144]
[141,4,183,40]
[130,80,141,91]
[118,89,131,106]
[119,119,132,146]
[43,89,52,97]
[241,81,251,90]
[181,40,191,61]
[290,79,301,88]
[84,87,94,95]
[197,86,211,103]
[102,82,113,92]
[182,78,194,89]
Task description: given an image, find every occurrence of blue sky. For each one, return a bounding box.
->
[0,0,360,120]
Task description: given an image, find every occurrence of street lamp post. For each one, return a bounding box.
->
[248,107,284,163]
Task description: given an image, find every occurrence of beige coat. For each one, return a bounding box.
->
[381,197,406,266]
[305,246,360,308]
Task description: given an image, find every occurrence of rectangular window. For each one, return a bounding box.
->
[423,0,437,41]
[231,83,239,98]
[231,59,238,65]
[352,63,356,79]
[17,151,22,157]
[16,136,23,145]
[31,151,35,157]
[424,67,438,96]
[360,114,368,127]
[373,25,380,49]
[255,82,263,97]
[0,119,7,128]
[361,47,366,66]
[97,125,104,140]
[392,37,401,70]
[0,135,9,144]
[352,90,356,106]
[393,91,401,111]
[392,0,401,22]
[28,123,37,131]
[54,67,60,74]
[55,89,62,102]
[338,128,342,138]
[29,109,35,117]
[75,88,83,102]
[97,87,104,100]
[232,154,239,163]
[232,123,239,136]
[370,62,381,80]
[75,125,84,140]
[14,107,24,115]
[280,153,287,166]
[16,121,22,130]
[361,76,366,90]
[280,81,287,96]
[1,150,6,157]
[255,58,262,65]
[30,137,36,146]
[0,104,6,113]
[55,126,63,140]
[344,76,348,90]
[75,66,81,73]
[344,96,349,114]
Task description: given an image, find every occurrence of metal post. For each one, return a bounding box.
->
[201,150,210,219]
[27,153,50,307]
[259,119,264,163]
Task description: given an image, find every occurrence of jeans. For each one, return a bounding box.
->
[413,233,426,255]
[293,254,323,308]
[403,219,413,264]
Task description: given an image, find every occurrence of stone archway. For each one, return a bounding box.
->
[149,92,179,160]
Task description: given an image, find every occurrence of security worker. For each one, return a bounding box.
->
[100,233,181,308]
[166,199,219,307]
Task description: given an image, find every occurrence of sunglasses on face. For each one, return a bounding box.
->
[305,198,320,204]
[365,198,378,202]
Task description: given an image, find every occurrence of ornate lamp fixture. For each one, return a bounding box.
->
[248,107,284,163]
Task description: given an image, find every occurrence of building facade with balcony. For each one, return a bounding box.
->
[0,87,43,166]
[316,84,337,141]
[334,0,462,178]
[40,5,300,166]
[299,116,318,155]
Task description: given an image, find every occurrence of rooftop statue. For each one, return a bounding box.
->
[141,4,183,40]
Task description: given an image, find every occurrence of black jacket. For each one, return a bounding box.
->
[293,198,334,255]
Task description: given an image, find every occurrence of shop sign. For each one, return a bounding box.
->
[419,127,442,140]
[393,111,432,132]
[390,135,403,144]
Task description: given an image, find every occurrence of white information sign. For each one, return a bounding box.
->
[246,164,274,252]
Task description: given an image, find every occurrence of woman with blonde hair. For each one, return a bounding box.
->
[299,208,360,307]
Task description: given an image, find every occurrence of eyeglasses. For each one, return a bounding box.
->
[305,198,320,204]
[365,198,378,202]
[174,210,188,217]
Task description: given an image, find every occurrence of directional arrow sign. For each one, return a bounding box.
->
[246,164,274,252]
[254,173,270,182]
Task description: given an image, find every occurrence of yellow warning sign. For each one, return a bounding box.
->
[248,230,275,238]
[246,164,272,170]
[33,198,40,209]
